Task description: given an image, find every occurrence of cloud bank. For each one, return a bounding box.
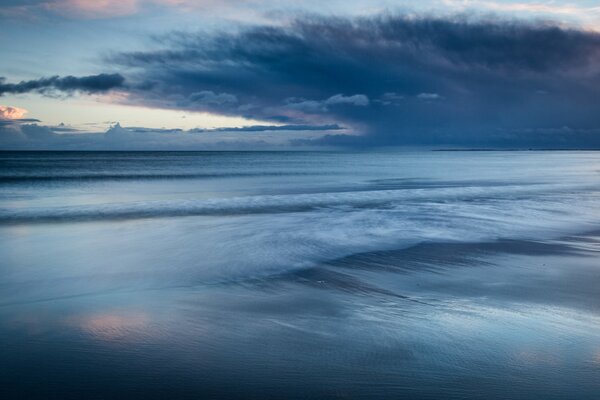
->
[104,14,600,148]
[0,122,344,150]
[2,13,600,149]
[0,73,125,96]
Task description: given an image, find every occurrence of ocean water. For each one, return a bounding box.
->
[0,151,599,399]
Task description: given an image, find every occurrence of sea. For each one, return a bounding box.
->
[1,150,599,399]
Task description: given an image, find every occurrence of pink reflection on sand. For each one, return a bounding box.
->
[593,350,600,364]
[73,311,150,341]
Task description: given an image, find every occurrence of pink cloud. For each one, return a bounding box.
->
[0,0,251,19]
[0,105,28,120]
[45,0,140,18]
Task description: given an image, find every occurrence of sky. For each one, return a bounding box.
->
[1,0,600,149]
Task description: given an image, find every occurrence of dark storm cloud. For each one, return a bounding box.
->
[105,123,339,134]
[0,73,125,96]
[191,124,343,132]
[0,122,340,150]
[110,14,600,148]
[0,118,40,126]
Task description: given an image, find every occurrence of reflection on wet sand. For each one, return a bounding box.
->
[70,311,150,341]
[1,233,599,399]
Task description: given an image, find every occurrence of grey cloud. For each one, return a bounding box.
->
[191,123,344,132]
[189,91,238,105]
[325,94,369,106]
[417,93,442,100]
[285,94,369,113]
[107,14,600,148]
[382,92,404,101]
[0,118,41,126]
[50,123,84,133]
[0,73,125,96]
[284,99,327,113]
[0,122,341,150]
[375,92,405,106]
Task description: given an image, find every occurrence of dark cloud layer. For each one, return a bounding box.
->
[0,122,341,150]
[0,73,125,96]
[109,14,600,148]
[191,124,343,133]
[0,118,40,126]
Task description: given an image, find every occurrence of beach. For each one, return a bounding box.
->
[1,151,599,399]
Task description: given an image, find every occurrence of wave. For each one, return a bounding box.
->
[0,182,595,224]
[0,171,325,182]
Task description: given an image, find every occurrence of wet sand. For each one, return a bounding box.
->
[1,232,599,399]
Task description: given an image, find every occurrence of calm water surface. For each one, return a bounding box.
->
[1,151,599,399]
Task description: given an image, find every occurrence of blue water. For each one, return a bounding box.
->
[1,151,599,399]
